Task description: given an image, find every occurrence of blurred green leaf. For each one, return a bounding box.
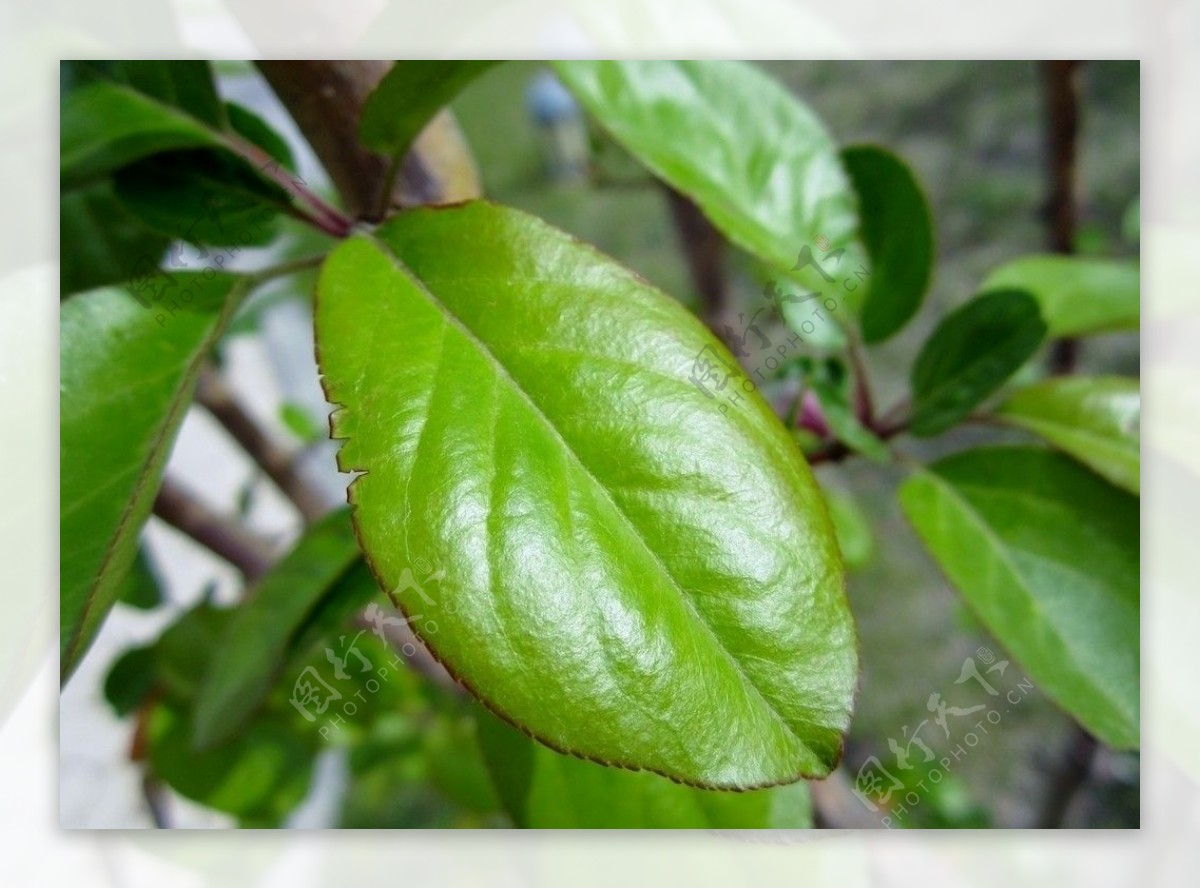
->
[478,711,811,828]
[117,546,163,611]
[193,509,376,749]
[360,61,499,158]
[103,645,157,717]
[279,402,323,445]
[553,61,866,347]
[842,145,934,343]
[909,289,1046,437]
[59,179,170,297]
[899,446,1139,748]
[147,699,317,824]
[60,274,248,681]
[825,489,875,571]
[980,255,1139,337]
[154,602,234,704]
[995,376,1140,494]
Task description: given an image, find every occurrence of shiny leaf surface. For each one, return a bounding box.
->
[316,201,856,788]
[60,274,246,679]
[552,61,866,340]
[899,446,1139,748]
[996,376,1140,494]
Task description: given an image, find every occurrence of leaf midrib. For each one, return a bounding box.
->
[366,234,810,758]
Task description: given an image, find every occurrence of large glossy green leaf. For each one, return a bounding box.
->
[552,61,866,344]
[477,710,810,828]
[899,446,1139,748]
[842,145,934,343]
[60,274,248,680]
[316,201,856,788]
[909,289,1047,437]
[360,61,499,157]
[193,508,381,749]
[980,255,1139,336]
[995,376,1140,494]
[59,179,170,297]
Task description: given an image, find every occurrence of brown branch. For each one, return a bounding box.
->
[1042,60,1082,374]
[196,366,328,523]
[1036,723,1098,827]
[664,186,728,332]
[153,476,275,581]
[255,61,481,220]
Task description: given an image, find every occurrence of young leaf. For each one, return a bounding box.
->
[793,356,891,463]
[103,645,157,717]
[60,274,248,681]
[359,61,499,158]
[842,145,934,343]
[899,446,1139,748]
[192,508,380,749]
[825,489,875,572]
[980,255,1139,336]
[477,710,811,828]
[552,62,866,338]
[909,289,1047,437]
[995,376,1140,494]
[316,201,856,789]
[117,546,163,610]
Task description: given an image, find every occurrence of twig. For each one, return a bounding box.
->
[664,186,728,332]
[153,476,275,580]
[1036,723,1098,827]
[847,335,875,423]
[195,366,329,523]
[223,132,354,238]
[1042,60,1082,374]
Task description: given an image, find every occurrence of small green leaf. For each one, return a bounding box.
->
[59,179,170,297]
[552,61,866,343]
[193,508,378,749]
[842,145,934,343]
[477,710,811,828]
[60,274,248,681]
[995,376,1140,494]
[117,546,162,611]
[980,255,1139,337]
[910,289,1047,437]
[825,489,875,571]
[279,401,323,444]
[359,61,499,158]
[899,446,1139,748]
[103,645,157,717]
[316,201,856,788]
